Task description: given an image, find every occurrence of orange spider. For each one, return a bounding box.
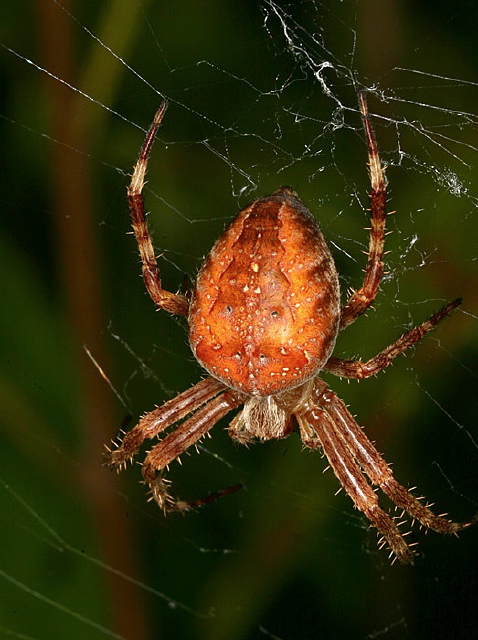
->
[104,94,471,563]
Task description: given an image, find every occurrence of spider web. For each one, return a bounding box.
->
[1,1,477,639]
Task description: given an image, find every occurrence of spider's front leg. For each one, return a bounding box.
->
[298,378,472,562]
[314,382,471,537]
[297,395,415,563]
[140,390,242,511]
[103,377,226,470]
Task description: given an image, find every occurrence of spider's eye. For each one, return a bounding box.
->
[259,354,267,361]
[270,310,280,317]
[225,305,233,314]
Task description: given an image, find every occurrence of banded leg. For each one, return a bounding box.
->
[142,390,242,510]
[103,377,226,469]
[128,101,188,316]
[312,380,469,535]
[325,298,462,378]
[297,400,414,563]
[340,93,388,330]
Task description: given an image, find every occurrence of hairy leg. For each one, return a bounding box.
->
[142,390,242,510]
[339,93,388,330]
[312,379,470,536]
[297,399,414,563]
[325,298,461,378]
[128,101,188,316]
[103,377,226,469]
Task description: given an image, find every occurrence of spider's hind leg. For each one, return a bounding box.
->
[339,92,388,330]
[128,101,189,316]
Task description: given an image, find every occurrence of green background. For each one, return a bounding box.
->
[1,1,477,639]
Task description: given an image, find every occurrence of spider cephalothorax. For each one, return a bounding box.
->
[104,94,471,563]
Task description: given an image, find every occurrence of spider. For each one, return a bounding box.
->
[104,93,471,563]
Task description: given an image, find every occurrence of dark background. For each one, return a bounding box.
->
[1,1,477,639]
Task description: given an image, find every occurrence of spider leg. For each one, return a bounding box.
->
[340,93,387,330]
[325,298,462,378]
[297,396,415,563]
[129,101,188,316]
[312,379,471,539]
[142,390,242,511]
[103,377,226,470]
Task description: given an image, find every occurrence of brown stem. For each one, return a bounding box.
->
[36,2,150,637]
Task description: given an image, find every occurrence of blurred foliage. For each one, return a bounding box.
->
[0,1,477,639]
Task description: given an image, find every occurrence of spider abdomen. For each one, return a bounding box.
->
[189,187,341,395]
